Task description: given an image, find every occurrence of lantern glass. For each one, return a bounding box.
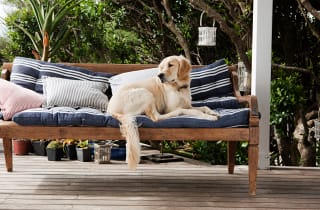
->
[94,142,112,164]
[237,61,251,93]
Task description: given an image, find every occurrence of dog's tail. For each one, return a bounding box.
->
[114,113,140,170]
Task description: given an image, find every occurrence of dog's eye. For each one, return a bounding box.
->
[168,63,173,67]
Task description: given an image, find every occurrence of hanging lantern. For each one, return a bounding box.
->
[198,11,217,46]
[237,61,251,93]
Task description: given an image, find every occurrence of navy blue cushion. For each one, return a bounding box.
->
[192,96,242,109]
[190,59,233,100]
[108,108,249,128]
[10,57,113,93]
[12,107,249,128]
[12,107,111,126]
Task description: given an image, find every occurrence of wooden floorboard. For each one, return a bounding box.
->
[0,142,320,209]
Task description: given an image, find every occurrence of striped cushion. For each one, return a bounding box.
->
[191,59,233,100]
[43,77,109,111]
[11,57,112,93]
[192,96,241,109]
[11,57,41,90]
[13,107,249,128]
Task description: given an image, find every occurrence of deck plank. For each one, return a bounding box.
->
[0,142,320,209]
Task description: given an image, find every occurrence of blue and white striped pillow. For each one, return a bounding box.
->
[190,59,233,100]
[10,57,112,94]
[11,57,41,90]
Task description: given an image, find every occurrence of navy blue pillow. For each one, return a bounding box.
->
[36,62,113,93]
[192,96,242,109]
[10,57,113,94]
[11,57,41,90]
[190,59,234,100]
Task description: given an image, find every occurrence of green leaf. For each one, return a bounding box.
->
[11,21,40,53]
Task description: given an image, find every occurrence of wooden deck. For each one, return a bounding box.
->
[0,144,320,209]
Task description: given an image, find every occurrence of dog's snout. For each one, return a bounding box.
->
[158,73,165,82]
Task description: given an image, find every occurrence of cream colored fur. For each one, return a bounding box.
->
[107,55,219,170]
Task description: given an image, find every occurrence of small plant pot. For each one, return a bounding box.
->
[65,144,77,160]
[111,147,126,160]
[46,148,64,161]
[13,139,31,155]
[76,147,91,162]
[31,140,49,156]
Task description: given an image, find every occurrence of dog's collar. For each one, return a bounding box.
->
[178,84,189,91]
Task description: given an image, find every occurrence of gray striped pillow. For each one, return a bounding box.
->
[43,77,109,111]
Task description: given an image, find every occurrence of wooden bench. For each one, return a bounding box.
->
[0,62,259,195]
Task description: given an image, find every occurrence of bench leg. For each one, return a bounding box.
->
[248,143,258,196]
[227,141,236,174]
[3,138,13,172]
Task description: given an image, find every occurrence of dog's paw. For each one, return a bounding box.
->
[207,110,220,117]
[201,106,219,116]
[204,114,219,121]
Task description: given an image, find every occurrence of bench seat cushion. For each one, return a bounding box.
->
[12,107,249,128]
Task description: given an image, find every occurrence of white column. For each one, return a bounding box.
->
[251,0,273,169]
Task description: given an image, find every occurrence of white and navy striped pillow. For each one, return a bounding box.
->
[43,77,109,111]
[190,59,233,100]
[10,57,112,94]
[11,57,41,90]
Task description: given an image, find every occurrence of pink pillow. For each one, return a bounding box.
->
[0,79,44,120]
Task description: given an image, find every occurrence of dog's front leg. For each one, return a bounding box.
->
[193,106,220,118]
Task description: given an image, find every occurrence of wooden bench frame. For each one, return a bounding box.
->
[0,62,259,195]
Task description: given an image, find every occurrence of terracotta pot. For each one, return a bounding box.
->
[13,139,31,155]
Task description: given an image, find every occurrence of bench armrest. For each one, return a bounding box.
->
[1,63,12,80]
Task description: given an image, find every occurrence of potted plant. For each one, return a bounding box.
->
[13,139,31,155]
[76,140,91,162]
[63,139,78,160]
[111,140,126,160]
[31,139,49,156]
[46,140,64,161]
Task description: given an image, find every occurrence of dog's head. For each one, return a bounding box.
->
[158,55,191,86]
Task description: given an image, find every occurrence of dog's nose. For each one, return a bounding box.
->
[158,73,165,82]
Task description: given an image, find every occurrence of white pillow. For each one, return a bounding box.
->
[43,77,109,111]
[109,68,159,95]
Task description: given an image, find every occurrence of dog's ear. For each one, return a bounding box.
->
[177,56,191,81]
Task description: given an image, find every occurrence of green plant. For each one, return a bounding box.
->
[77,140,89,149]
[46,140,63,149]
[62,138,78,152]
[11,0,82,61]
[270,71,306,165]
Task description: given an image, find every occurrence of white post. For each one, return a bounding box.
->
[251,0,273,169]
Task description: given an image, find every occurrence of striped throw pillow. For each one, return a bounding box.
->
[43,77,109,111]
[10,57,112,94]
[190,59,233,100]
[10,57,41,91]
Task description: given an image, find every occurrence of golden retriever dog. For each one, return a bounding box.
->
[107,55,219,170]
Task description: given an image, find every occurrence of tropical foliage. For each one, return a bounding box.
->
[9,0,82,61]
